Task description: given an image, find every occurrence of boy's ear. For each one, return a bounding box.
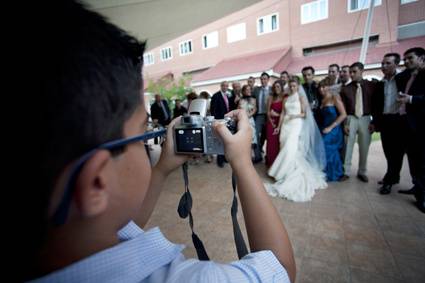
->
[73,150,112,219]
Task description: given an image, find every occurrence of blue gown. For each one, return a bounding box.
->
[319,106,343,181]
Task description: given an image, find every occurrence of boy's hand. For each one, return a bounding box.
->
[155,117,189,175]
[214,110,252,167]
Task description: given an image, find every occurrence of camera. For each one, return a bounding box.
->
[174,99,236,155]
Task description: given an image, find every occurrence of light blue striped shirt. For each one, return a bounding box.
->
[29,221,289,282]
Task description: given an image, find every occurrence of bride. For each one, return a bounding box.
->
[265,78,327,202]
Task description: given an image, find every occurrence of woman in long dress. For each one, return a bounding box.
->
[265,81,284,167]
[265,79,327,202]
[318,78,347,181]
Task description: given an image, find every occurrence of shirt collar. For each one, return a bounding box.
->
[29,222,184,283]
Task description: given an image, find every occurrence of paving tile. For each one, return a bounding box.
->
[347,243,401,278]
[304,236,348,264]
[383,231,425,258]
[349,267,404,283]
[375,214,425,238]
[393,253,425,283]
[296,258,350,283]
[343,223,388,251]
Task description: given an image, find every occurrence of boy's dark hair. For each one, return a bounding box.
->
[404,47,425,57]
[23,0,145,279]
[280,71,289,76]
[350,62,364,70]
[384,53,401,65]
[341,65,350,70]
[302,66,315,74]
[328,64,340,71]
[260,72,270,78]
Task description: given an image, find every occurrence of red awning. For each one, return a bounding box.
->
[192,47,291,82]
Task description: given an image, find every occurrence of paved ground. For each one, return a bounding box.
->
[145,141,425,283]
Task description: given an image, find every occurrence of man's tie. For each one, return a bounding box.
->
[355,83,363,118]
[160,101,169,121]
[259,88,266,114]
[222,93,229,112]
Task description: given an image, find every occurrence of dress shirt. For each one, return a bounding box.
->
[382,74,399,114]
[29,221,289,283]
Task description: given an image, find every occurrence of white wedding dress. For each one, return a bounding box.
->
[265,92,327,202]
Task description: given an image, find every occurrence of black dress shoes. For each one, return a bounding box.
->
[379,184,392,195]
[398,186,418,195]
[357,174,369,183]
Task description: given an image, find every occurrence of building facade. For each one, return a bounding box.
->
[143,0,425,94]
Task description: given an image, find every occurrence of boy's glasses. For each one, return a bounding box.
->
[52,128,167,226]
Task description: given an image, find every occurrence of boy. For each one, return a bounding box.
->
[23,1,295,282]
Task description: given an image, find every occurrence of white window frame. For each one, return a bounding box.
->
[401,0,417,4]
[160,46,173,61]
[257,13,279,35]
[202,31,219,49]
[143,52,154,66]
[227,23,246,43]
[301,0,328,25]
[179,40,193,56]
[348,0,382,13]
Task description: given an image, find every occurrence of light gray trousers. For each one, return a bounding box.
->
[343,115,372,176]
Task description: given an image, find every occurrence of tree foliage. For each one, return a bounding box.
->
[146,75,192,102]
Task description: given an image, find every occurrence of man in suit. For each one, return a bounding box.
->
[302,66,320,108]
[277,71,290,94]
[252,72,271,163]
[302,66,321,122]
[340,62,378,183]
[395,47,425,213]
[210,81,231,167]
[375,53,411,195]
[150,94,171,127]
[230,82,242,111]
[328,64,341,97]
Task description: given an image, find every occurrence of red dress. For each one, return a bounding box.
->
[266,99,283,167]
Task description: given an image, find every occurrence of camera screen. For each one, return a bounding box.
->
[175,128,204,153]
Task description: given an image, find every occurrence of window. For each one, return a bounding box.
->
[143,53,154,65]
[160,47,172,61]
[227,23,246,43]
[301,0,328,24]
[257,13,279,35]
[401,0,417,4]
[202,31,219,49]
[179,40,192,56]
[348,0,381,13]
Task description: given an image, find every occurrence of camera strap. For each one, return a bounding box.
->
[177,162,249,261]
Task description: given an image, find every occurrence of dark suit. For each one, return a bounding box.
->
[252,86,270,161]
[173,105,187,119]
[395,68,425,206]
[150,100,171,126]
[210,91,230,166]
[374,79,410,185]
[229,90,239,111]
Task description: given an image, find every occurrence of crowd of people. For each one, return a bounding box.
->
[152,48,424,212]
